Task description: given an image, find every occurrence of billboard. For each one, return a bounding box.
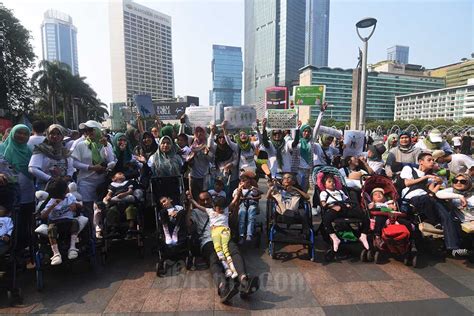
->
[265,87,288,110]
[293,85,326,107]
[155,102,188,120]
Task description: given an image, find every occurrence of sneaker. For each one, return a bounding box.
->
[246,235,253,241]
[68,248,79,260]
[452,248,470,257]
[218,280,239,304]
[225,269,233,278]
[50,254,62,266]
[231,271,238,279]
[312,207,320,216]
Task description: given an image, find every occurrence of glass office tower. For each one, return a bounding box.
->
[305,0,329,67]
[211,45,243,106]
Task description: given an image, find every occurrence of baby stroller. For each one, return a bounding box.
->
[0,182,23,305]
[360,175,418,267]
[266,175,316,261]
[33,188,96,291]
[150,176,193,276]
[312,165,367,261]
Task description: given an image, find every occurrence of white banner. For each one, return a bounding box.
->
[343,130,366,157]
[318,126,343,138]
[185,106,215,128]
[224,106,257,129]
[265,109,297,130]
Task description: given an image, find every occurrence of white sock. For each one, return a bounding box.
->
[163,225,172,244]
[51,243,60,256]
[359,233,370,250]
[329,233,341,252]
[221,259,229,271]
[70,234,78,250]
[171,226,179,244]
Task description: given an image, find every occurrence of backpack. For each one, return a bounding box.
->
[395,166,427,199]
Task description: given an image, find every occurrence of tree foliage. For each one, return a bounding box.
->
[0,6,36,113]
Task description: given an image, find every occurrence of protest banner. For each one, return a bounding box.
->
[266,109,297,130]
[223,106,257,129]
[265,87,288,110]
[134,94,155,118]
[343,130,366,157]
[155,102,188,120]
[293,85,325,107]
[318,126,343,138]
[185,106,215,128]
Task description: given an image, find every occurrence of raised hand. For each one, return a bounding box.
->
[321,101,328,112]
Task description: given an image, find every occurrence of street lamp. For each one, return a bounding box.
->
[356,17,377,131]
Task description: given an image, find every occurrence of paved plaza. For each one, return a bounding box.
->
[1,192,473,315]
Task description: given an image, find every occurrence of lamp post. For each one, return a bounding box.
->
[0,21,7,116]
[356,17,377,131]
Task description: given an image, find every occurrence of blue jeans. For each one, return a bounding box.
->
[238,203,257,237]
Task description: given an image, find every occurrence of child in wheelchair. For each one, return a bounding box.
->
[319,174,370,252]
[159,196,186,245]
[233,172,261,244]
[40,178,81,265]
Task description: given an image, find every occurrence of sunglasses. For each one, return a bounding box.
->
[453,179,468,185]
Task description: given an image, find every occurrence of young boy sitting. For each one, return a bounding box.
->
[233,172,261,244]
[0,205,13,256]
[159,196,185,245]
[208,178,227,202]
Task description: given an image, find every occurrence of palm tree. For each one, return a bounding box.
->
[31,60,70,123]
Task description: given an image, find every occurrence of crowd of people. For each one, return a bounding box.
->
[0,104,473,303]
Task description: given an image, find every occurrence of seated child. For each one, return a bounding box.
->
[188,194,238,279]
[266,173,311,235]
[208,179,227,202]
[319,174,370,252]
[0,205,13,256]
[159,196,185,245]
[233,173,261,243]
[41,178,81,265]
[103,171,138,239]
[177,133,192,161]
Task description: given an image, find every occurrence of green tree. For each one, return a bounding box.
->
[0,6,35,115]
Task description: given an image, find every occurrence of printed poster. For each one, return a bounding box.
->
[185,106,215,128]
[343,130,366,157]
[134,94,155,118]
[223,106,257,129]
[293,85,326,107]
[265,109,298,130]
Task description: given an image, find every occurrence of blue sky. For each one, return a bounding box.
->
[3,0,473,106]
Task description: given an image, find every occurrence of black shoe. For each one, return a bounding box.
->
[218,279,239,304]
[239,276,259,299]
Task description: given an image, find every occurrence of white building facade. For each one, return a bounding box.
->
[109,0,174,103]
[395,80,474,121]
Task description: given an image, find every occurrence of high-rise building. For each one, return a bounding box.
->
[244,0,306,105]
[395,79,474,121]
[305,0,329,67]
[41,10,79,75]
[299,65,445,121]
[109,0,174,103]
[428,58,474,87]
[387,45,409,64]
[211,45,243,106]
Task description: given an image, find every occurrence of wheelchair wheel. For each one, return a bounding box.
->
[268,241,276,259]
[412,254,418,268]
[367,249,374,262]
[360,249,368,262]
[324,249,335,262]
[374,251,382,264]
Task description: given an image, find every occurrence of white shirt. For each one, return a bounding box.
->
[27,135,45,151]
[0,217,13,236]
[260,140,293,177]
[400,166,428,199]
[69,135,85,152]
[71,141,115,181]
[205,207,229,227]
[43,193,77,221]
[452,136,462,147]
[320,189,348,205]
[166,205,184,216]
[28,153,75,183]
[447,154,474,175]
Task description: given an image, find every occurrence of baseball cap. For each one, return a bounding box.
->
[428,129,443,143]
[432,150,447,161]
[78,120,102,130]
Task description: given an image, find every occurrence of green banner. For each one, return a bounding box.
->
[293,85,325,107]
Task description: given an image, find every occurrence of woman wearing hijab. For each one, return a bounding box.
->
[112,132,133,172]
[134,131,158,187]
[72,121,115,215]
[148,136,183,177]
[28,124,75,189]
[383,133,399,161]
[384,131,421,178]
[0,124,35,249]
[125,127,140,152]
[436,174,474,224]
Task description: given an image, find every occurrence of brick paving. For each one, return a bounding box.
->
[1,192,473,315]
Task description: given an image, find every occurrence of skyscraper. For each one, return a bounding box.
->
[211,45,243,106]
[244,0,306,105]
[41,10,79,75]
[387,45,409,64]
[109,0,174,103]
[305,0,329,67]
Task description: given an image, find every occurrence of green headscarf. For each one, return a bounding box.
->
[112,133,132,163]
[299,124,312,165]
[160,125,175,141]
[236,131,251,152]
[0,124,32,177]
[84,128,104,165]
[152,136,182,177]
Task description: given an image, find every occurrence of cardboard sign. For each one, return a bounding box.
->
[134,94,155,118]
[185,106,215,128]
[343,130,366,157]
[293,85,325,107]
[265,87,288,110]
[223,106,256,129]
[265,109,297,130]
